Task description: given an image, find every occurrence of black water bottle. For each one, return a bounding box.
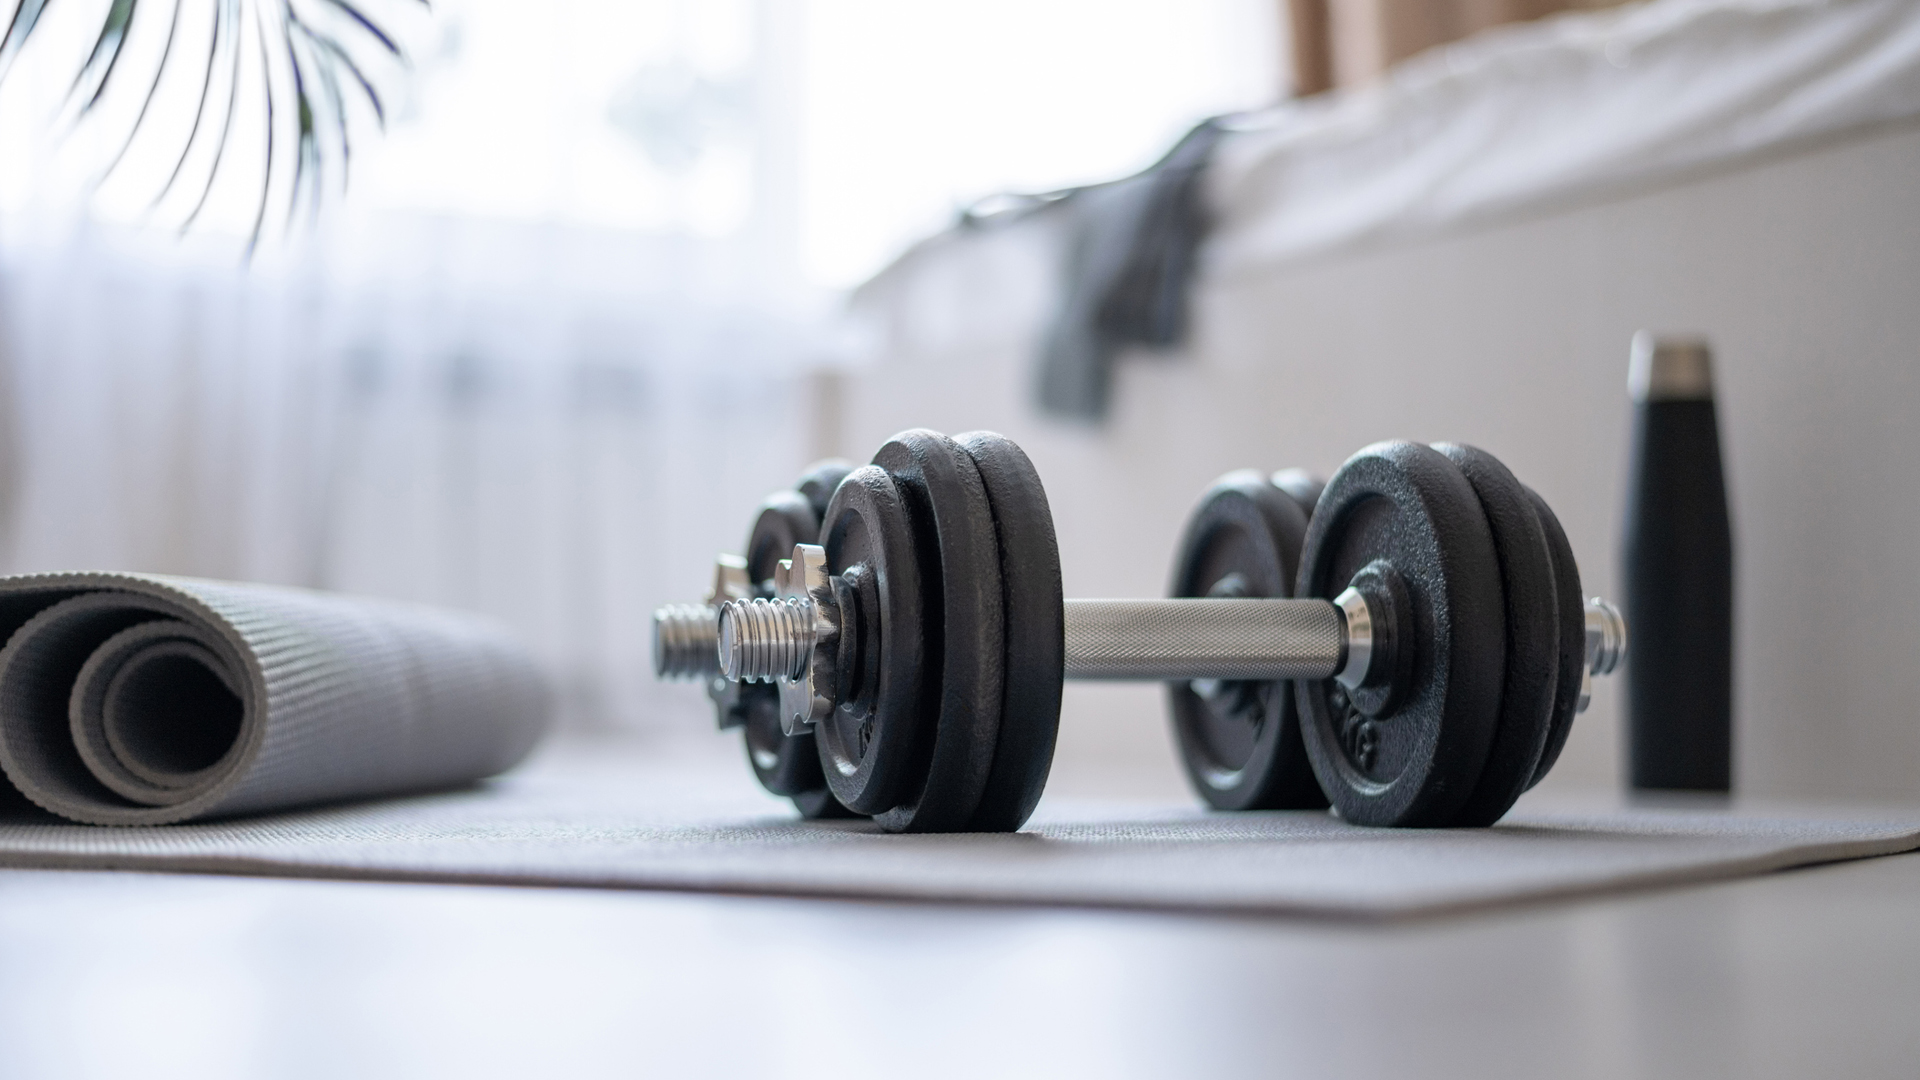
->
[1623,333,1734,791]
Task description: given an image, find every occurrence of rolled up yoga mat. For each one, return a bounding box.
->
[0,573,550,825]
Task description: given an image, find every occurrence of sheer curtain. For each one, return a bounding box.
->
[0,212,825,733]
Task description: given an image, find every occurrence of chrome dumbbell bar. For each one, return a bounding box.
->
[661,545,1626,734]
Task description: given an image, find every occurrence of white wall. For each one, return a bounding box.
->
[841,121,1920,803]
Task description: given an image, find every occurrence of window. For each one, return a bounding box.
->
[3,0,1281,288]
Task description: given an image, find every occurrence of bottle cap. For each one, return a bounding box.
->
[1628,333,1714,402]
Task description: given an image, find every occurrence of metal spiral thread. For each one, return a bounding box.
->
[1576,596,1628,715]
[1584,597,1627,675]
[718,598,818,683]
[652,604,722,680]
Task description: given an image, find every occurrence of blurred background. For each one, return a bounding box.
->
[2,0,1918,805]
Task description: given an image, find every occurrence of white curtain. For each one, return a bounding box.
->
[0,210,833,733]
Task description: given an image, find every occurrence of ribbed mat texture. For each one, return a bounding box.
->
[0,573,550,825]
[3,746,1917,918]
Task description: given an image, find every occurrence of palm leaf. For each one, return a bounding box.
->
[180,0,245,230]
[151,0,228,208]
[97,0,181,178]
[0,0,52,83]
[244,2,273,252]
[67,0,134,111]
[283,15,317,229]
[0,0,425,246]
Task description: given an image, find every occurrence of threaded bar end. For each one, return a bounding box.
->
[1585,597,1627,676]
[652,604,721,680]
[718,598,818,683]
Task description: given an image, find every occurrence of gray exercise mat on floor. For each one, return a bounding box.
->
[0,746,1914,917]
[0,573,550,826]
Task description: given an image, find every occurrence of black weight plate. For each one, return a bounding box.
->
[795,459,854,522]
[740,688,856,817]
[745,490,819,593]
[1525,487,1585,790]
[739,482,855,819]
[1167,470,1327,811]
[1294,442,1506,827]
[814,465,926,815]
[1433,443,1559,826]
[869,430,1004,833]
[789,786,859,819]
[1270,468,1325,518]
[955,431,1064,832]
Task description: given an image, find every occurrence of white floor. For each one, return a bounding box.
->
[1,846,1915,1079]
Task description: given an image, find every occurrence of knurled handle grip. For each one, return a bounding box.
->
[1063,598,1344,681]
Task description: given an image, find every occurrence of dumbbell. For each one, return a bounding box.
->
[655,429,1625,832]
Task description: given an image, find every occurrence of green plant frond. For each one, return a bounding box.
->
[70,0,136,112]
[0,0,420,251]
[181,0,246,231]
[152,0,228,209]
[300,23,384,126]
[318,0,399,56]
[295,17,354,195]
[0,0,52,82]
[98,0,182,178]
[246,6,273,254]
[281,7,318,230]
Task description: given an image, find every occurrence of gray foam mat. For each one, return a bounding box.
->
[1,743,1914,918]
[0,573,550,825]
